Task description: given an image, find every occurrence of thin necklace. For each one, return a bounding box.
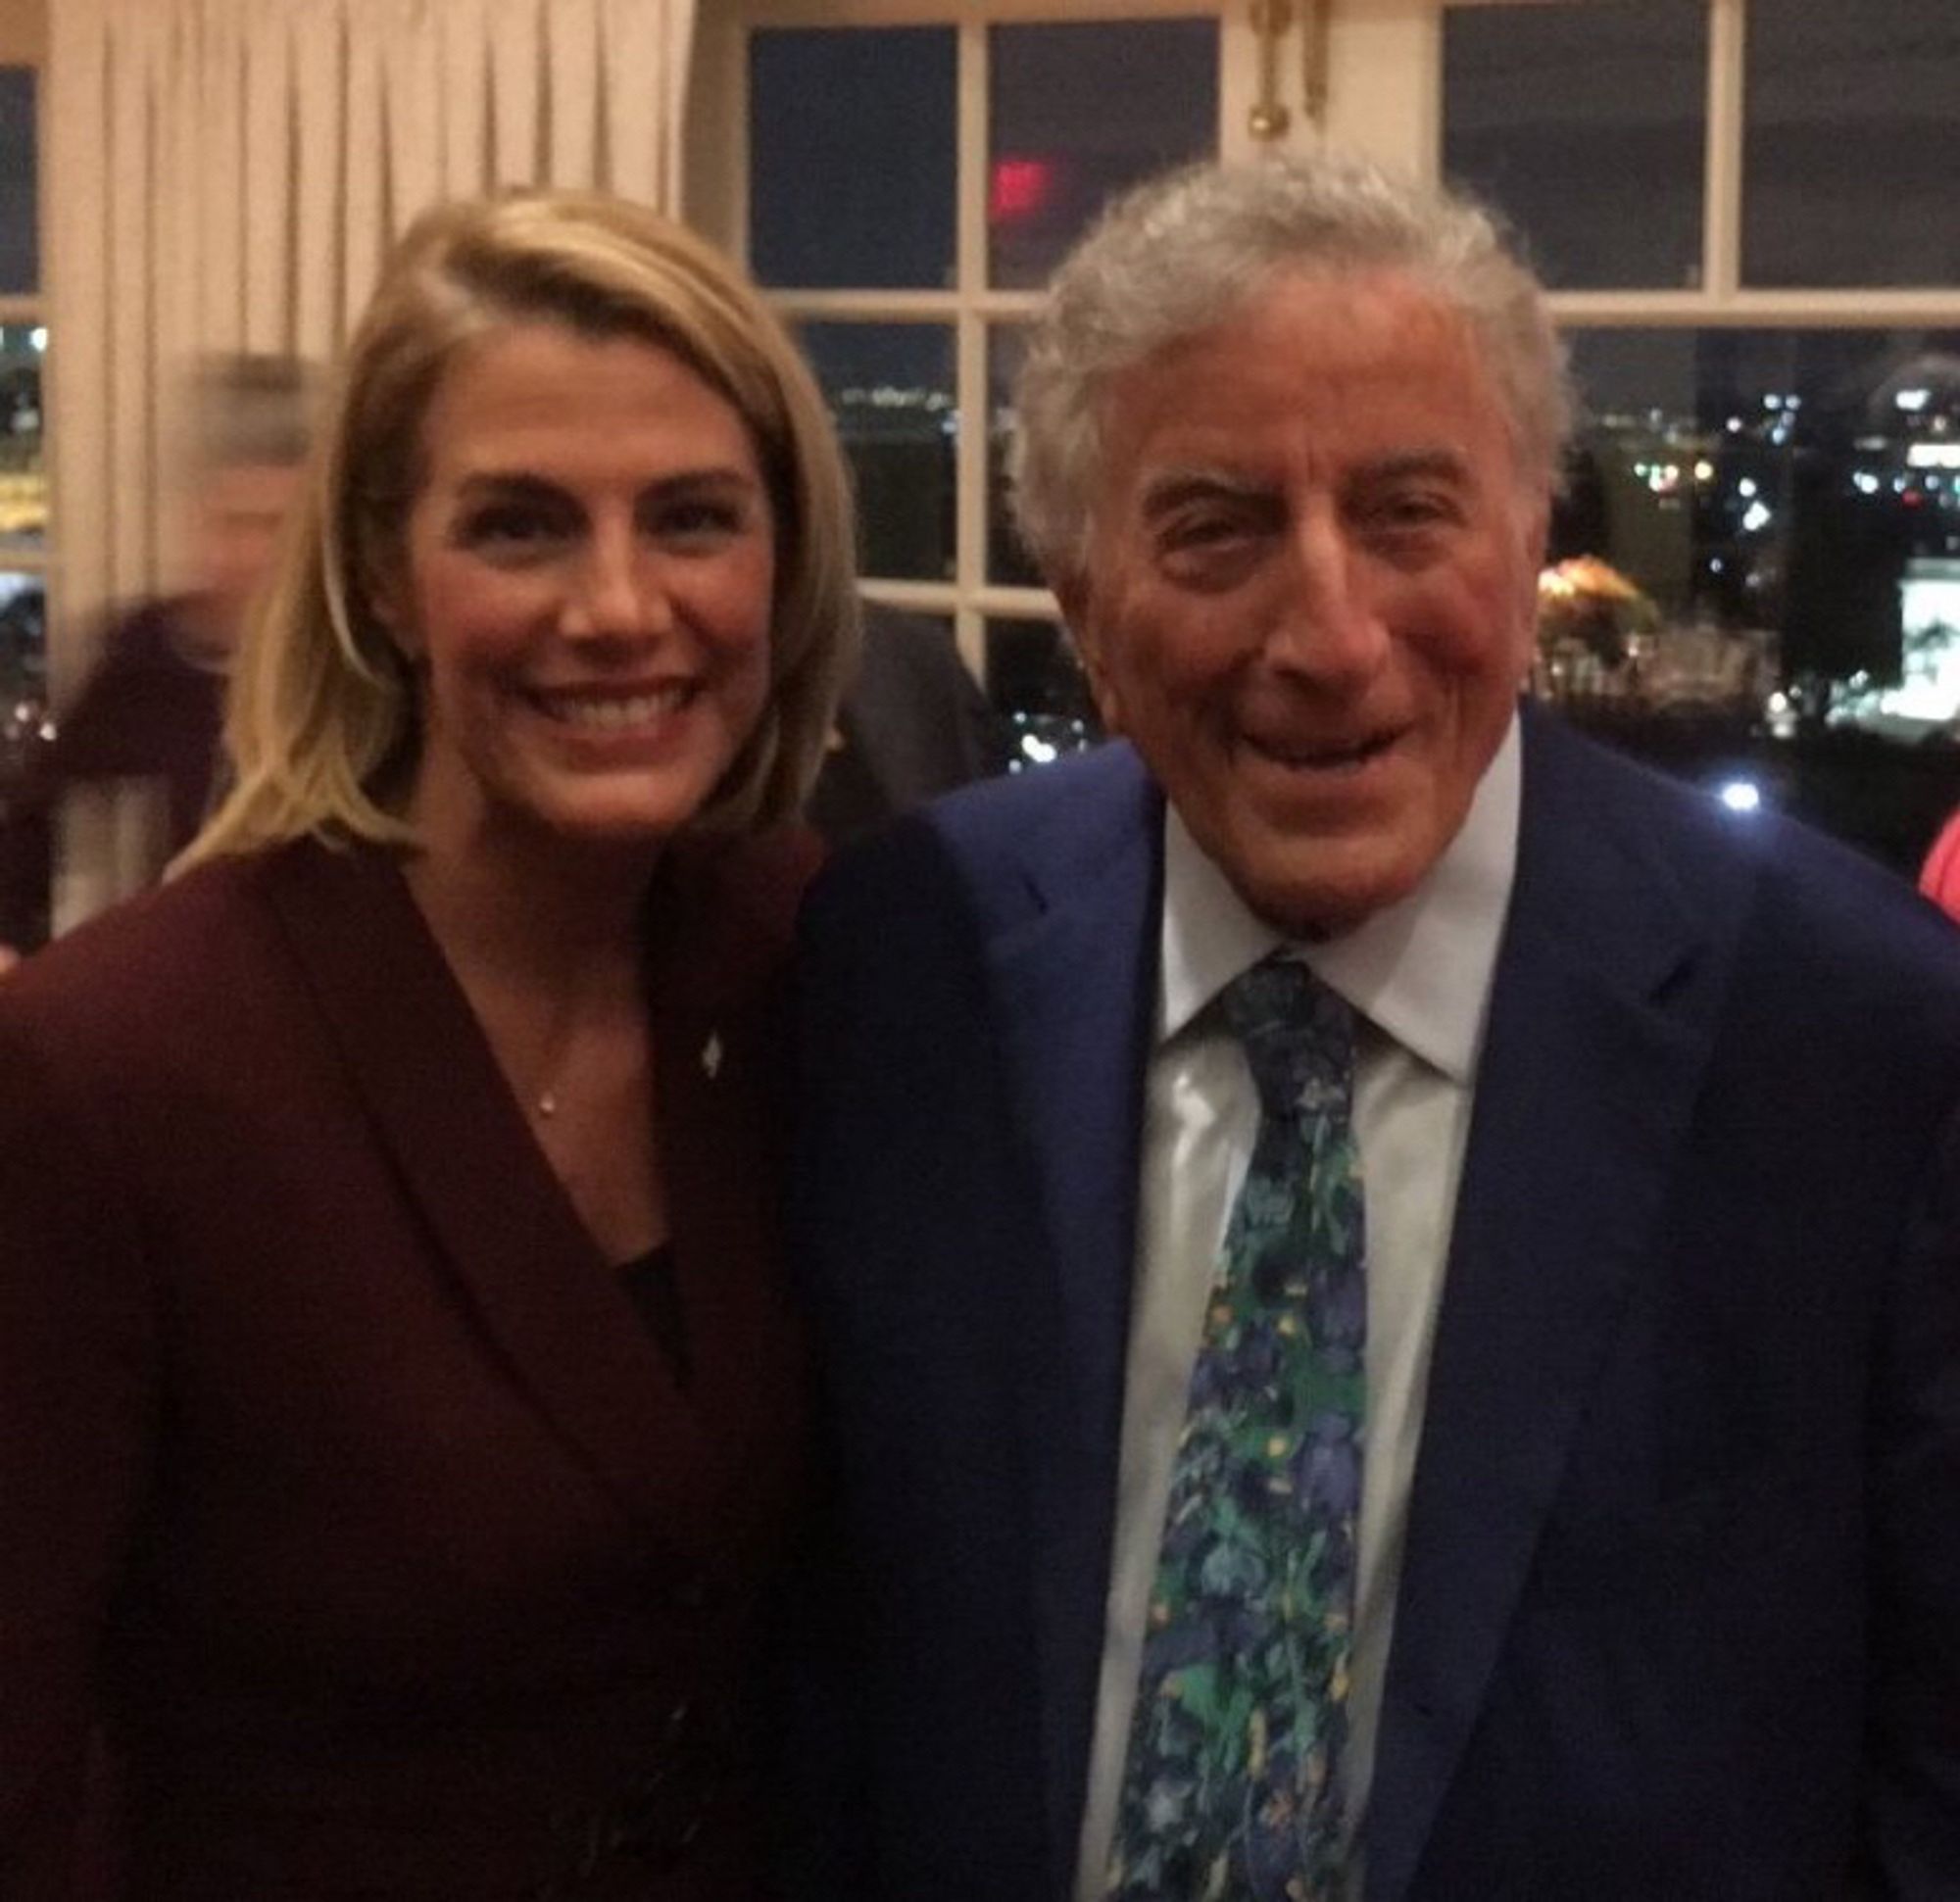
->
[525,985,591,1123]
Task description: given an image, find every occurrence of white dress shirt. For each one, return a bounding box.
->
[1073,717,1522,1901]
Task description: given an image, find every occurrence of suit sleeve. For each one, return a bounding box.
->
[0,998,159,1893]
[1862,1091,1960,1896]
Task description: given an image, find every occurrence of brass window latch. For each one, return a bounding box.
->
[1250,0,1331,144]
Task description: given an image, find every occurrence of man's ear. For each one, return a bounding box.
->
[1056,571,1124,735]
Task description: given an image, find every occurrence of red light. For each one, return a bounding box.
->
[990,158,1054,224]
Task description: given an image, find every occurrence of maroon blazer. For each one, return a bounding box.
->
[0,830,819,1899]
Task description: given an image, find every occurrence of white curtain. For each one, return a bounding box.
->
[45,0,698,693]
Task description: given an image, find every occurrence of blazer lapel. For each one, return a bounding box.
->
[977,747,1164,1890]
[261,840,725,1559]
[642,840,811,1580]
[1365,715,1746,1901]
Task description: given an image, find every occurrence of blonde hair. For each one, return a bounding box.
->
[186,190,859,867]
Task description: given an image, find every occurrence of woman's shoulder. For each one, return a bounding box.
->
[0,841,328,1046]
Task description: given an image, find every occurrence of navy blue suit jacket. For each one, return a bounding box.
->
[789,707,1960,1900]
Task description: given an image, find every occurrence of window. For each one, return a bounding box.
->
[696,2,1960,865]
[0,62,46,804]
[1439,0,1960,872]
[696,3,1229,762]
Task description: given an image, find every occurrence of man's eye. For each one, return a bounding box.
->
[1158,511,1254,555]
[1372,491,1458,533]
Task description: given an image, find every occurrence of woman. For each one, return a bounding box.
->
[0,191,858,1897]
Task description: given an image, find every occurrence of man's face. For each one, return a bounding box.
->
[1063,270,1547,939]
[191,461,307,651]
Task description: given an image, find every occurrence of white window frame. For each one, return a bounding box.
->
[1420,0,1960,332]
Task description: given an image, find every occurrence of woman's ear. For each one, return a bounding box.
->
[364,549,419,660]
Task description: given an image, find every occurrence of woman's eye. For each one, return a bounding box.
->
[456,505,564,555]
[654,498,748,544]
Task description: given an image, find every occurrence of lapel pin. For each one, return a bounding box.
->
[701,1032,723,1081]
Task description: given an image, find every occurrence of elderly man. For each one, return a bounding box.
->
[788,155,1960,1901]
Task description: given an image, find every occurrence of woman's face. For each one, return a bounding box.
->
[380,320,777,861]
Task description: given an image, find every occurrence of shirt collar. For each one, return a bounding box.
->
[1158,712,1522,1084]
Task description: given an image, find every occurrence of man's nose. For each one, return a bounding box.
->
[1265,509,1389,685]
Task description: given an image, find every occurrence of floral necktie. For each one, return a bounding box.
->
[1107,952,1365,1902]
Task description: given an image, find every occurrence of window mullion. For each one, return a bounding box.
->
[1702,0,1745,300]
[955,14,991,679]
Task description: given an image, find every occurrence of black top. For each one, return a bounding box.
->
[618,1241,689,1384]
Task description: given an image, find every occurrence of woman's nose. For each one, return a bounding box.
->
[562,527,666,643]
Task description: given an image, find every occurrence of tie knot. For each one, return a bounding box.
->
[1218,953,1356,1122]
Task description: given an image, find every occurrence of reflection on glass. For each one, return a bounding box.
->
[800,322,956,583]
[750,28,956,290]
[988,20,1217,292]
[1743,1,1960,287]
[0,324,44,552]
[1443,2,1704,290]
[0,70,35,295]
[1557,328,1960,683]
[987,326,1042,589]
[0,567,48,801]
[1544,328,1960,873]
[985,617,1102,774]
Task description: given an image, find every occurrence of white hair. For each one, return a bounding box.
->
[1010,152,1574,584]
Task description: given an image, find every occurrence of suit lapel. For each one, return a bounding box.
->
[976,748,1164,1890]
[262,840,727,1560]
[1366,715,1745,1901]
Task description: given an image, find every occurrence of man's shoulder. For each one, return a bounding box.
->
[1522,710,1960,1026]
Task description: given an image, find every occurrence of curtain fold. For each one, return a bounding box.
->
[46,0,699,690]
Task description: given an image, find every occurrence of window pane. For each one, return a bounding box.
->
[0,71,35,296]
[0,566,42,701]
[988,20,1217,292]
[750,29,956,290]
[1545,329,1960,873]
[986,617,1102,776]
[1443,1,1704,291]
[800,322,955,583]
[0,323,44,553]
[987,325,1041,589]
[1743,1,1960,287]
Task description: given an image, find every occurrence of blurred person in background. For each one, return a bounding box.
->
[805,600,1001,845]
[0,187,856,1897]
[0,353,318,967]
